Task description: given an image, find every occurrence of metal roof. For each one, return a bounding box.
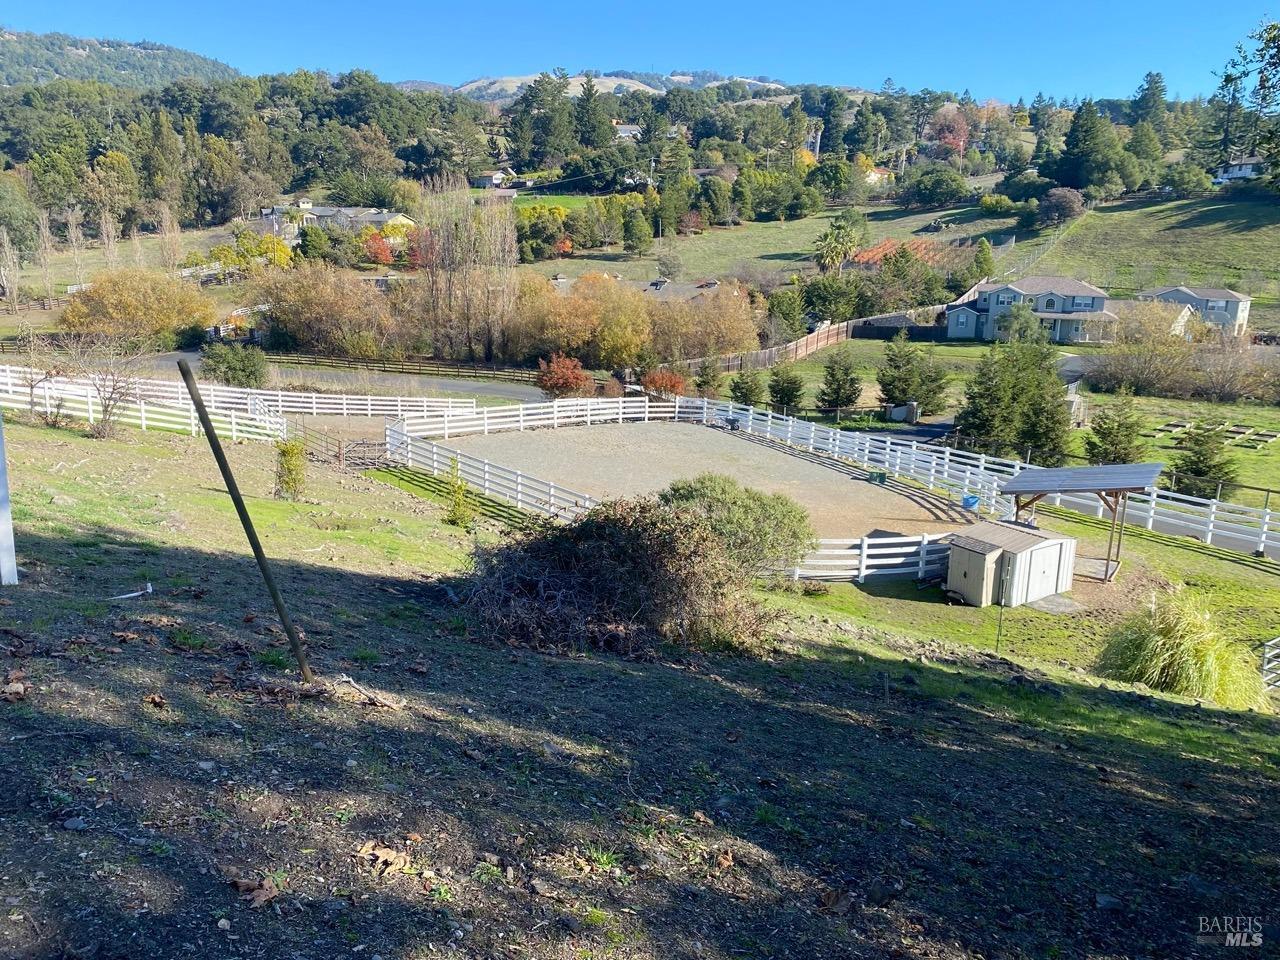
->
[949,520,1066,554]
[999,463,1164,496]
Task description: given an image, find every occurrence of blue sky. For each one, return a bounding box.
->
[6,1,1273,100]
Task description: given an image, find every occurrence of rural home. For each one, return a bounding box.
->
[1136,285,1251,336]
[612,120,642,140]
[865,166,894,185]
[945,276,1118,343]
[471,167,518,188]
[1213,156,1267,181]
[257,201,416,238]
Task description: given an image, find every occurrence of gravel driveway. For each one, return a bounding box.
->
[448,422,972,538]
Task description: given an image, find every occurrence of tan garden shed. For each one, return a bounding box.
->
[945,521,1076,608]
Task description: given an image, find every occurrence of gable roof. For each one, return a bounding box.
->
[949,521,1065,554]
[1137,285,1248,302]
[1002,275,1107,298]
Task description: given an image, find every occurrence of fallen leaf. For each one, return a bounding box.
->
[142,693,168,710]
[820,888,852,915]
[691,810,714,826]
[716,849,735,872]
[112,631,139,642]
[404,832,423,843]
[356,840,412,878]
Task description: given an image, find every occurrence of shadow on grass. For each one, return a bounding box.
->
[367,465,530,528]
[2,526,1278,959]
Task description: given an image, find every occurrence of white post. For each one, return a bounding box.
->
[139,399,148,432]
[0,412,17,585]
[231,411,238,443]
[85,385,95,425]
[1204,499,1217,545]
[916,534,928,578]
[857,538,868,584]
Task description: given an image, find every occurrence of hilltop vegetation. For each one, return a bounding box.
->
[0,28,237,87]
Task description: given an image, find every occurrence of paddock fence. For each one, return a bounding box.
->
[395,395,1280,562]
[1264,638,1280,692]
[793,534,951,582]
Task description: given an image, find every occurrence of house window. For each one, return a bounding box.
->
[956,316,968,328]
[1073,296,1093,308]
[1044,298,1056,310]
[1206,299,1227,312]
[996,293,1015,306]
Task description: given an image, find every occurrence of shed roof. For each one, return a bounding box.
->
[999,463,1164,496]
[949,520,1064,554]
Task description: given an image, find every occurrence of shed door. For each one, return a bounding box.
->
[1025,545,1060,601]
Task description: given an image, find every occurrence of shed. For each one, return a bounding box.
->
[945,521,1075,608]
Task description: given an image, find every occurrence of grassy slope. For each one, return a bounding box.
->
[524,203,1018,282]
[1033,196,1280,329]
[1,417,1277,959]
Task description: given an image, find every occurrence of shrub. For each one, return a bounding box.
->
[443,458,475,528]
[273,440,306,501]
[657,474,813,578]
[694,358,725,399]
[767,363,806,409]
[176,324,208,350]
[978,193,1016,216]
[814,347,863,411]
[728,368,766,406]
[465,497,770,656]
[536,353,595,398]
[597,376,625,398]
[1097,589,1267,710]
[201,342,270,388]
[641,369,687,396]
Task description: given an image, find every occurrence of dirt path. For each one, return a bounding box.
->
[448,421,973,538]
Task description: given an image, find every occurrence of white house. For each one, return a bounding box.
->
[1213,156,1267,182]
[1136,286,1251,336]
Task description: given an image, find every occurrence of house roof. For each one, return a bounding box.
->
[999,463,1165,496]
[1137,285,1248,302]
[1035,310,1118,322]
[1220,156,1265,166]
[949,521,1065,555]
[1002,275,1107,297]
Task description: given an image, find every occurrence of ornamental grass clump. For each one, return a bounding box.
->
[1097,588,1267,711]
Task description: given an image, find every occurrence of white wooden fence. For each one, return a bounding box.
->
[1264,638,1280,692]
[794,533,951,582]
[396,394,1280,562]
[385,423,598,519]
[0,365,475,419]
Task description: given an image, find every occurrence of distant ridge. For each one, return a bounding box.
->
[0,28,238,88]
[395,70,787,103]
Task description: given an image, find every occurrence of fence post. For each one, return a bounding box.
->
[139,399,148,432]
[483,460,491,495]
[231,410,238,443]
[857,538,868,584]
[190,405,197,436]
[1204,499,1216,545]
[916,534,928,578]
[85,385,94,425]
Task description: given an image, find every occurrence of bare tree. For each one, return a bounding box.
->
[129,226,146,268]
[99,209,120,269]
[13,323,66,425]
[65,207,87,286]
[59,334,148,439]
[36,211,56,302]
[0,228,19,315]
[158,204,182,275]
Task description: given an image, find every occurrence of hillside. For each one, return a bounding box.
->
[0,28,237,87]
[1031,195,1280,331]
[452,70,783,103]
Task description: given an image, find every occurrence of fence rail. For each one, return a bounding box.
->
[396,394,1280,562]
[793,534,951,582]
[0,365,473,419]
[267,351,543,384]
[1264,638,1280,692]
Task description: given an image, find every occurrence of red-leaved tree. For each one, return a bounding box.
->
[536,354,595,399]
[641,369,688,396]
[364,232,393,265]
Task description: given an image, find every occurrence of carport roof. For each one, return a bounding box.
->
[999,463,1164,496]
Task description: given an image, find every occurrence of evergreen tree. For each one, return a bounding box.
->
[814,347,863,411]
[972,237,995,279]
[767,363,806,409]
[728,367,766,406]
[694,357,725,399]
[575,76,614,150]
[954,345,1017,453]
[1126,120,1164,163]
[622,206,653,256]
[1170,424,1239,499]
[1084,392,1149,464]
[1131,72,1169,127]
[877,330,950,416]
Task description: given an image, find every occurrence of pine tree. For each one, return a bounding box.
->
[1084,392,1149,464]
[1170,424,1239,499]
[972,237,995,279]
[694,357,725,399]
[767,363,806,410]
[728,368,766,406]
[1132,72,1169,127]
[954,346,1017,454]
[815,348,862,411]
[877,330,950,414]
[575,75,614,149]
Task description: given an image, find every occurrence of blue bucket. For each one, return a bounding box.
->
[962,494,981,511]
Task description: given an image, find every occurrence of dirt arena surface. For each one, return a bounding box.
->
[447,421,972,538]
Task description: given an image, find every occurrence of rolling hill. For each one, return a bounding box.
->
[0,28,237,87]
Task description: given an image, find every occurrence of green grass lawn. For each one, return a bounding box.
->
[524,202,1018,283]
[785,340,988,410]
[1033,196,1280,329]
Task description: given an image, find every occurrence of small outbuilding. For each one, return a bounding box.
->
[945,521,1076,608]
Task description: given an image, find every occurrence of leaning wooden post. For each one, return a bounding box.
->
[177,360,314,683]
[0,411,17,586]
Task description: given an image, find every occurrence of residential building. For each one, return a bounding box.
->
[865,166,894,186]
[945,276,1117,343]
[1136,286,1251,336]
[612,120,642,140]
[257,202,416,239]
[1213,157,1267,181]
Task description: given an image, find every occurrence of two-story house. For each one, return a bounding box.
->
[945,276,1118,343]
[1135,286,1251,336]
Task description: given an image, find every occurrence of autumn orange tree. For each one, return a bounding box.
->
[62,268,216,347]
[536,354,595,399]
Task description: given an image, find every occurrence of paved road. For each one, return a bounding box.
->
[143,352,545,402]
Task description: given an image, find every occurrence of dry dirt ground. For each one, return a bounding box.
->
[1,420,1278,960]
[447,423,973,539]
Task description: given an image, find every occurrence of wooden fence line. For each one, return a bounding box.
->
[266,351,543,384]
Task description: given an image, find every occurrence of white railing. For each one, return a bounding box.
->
[1263,638,1280,692]
[396,394,1280,562]
[384,423,598,520]
[0,365,475,420]
[795,533,951,582]
[0,379,282,442]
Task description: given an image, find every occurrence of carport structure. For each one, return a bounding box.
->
[999,463,1164,582]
